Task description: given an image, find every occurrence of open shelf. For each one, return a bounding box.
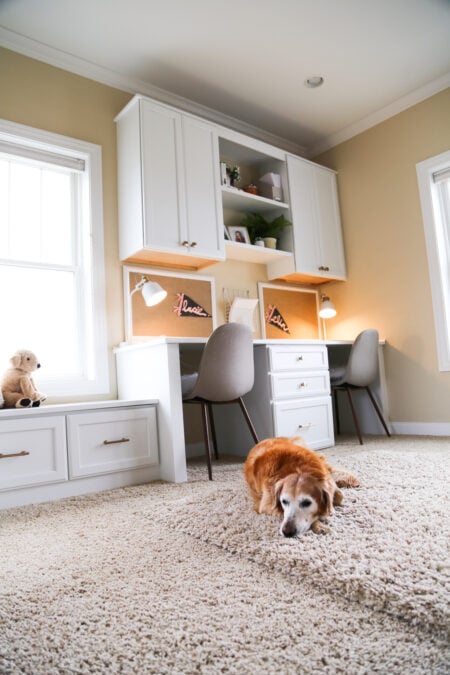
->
[225,240,293,263]
[221,186,289,214]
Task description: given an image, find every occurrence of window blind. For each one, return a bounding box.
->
[433,167,450,184]
[0,140,85,172]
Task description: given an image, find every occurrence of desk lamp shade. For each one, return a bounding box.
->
[132,275,167,307]
[319,294,336,319]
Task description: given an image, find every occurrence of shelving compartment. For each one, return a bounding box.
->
[219,136,294,264]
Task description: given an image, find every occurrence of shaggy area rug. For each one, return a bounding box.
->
[0,436,449,674]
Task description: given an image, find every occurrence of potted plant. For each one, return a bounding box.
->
[239,212,292,247]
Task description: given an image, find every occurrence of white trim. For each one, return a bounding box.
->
[391,422,450,437]
[0,28,306,157]
[309,74,450,157]
[416,150,450,371]
[0,118,109,396]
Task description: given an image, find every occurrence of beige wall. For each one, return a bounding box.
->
[1,48,449,425]
[315,88,450,424]
[0,48,269,400]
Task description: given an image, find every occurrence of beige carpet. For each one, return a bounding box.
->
[0,436,449,674]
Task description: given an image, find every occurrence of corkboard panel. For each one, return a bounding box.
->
[258,283,320,339]
[124,266,216,341]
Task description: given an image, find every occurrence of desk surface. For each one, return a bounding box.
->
[115,337,357,353]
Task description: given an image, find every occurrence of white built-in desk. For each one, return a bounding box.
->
[114,338,389,483]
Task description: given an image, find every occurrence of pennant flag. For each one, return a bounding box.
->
[265,304,290,333]
[174,293,211,318]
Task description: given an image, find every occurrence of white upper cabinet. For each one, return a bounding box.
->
[268,156,346,283]
[116,96,224,269]
[116,95,346,282]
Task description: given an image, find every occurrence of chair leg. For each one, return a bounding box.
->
[345,386,363,445]
[238,397,259,444]
[207,402,219,460]
[365,387,391,437]
[333,388,341,436]
[200,401,213,480]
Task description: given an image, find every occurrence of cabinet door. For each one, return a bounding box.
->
[313,166,346,279]
[287,156,346,281]
[140,99,188,252]
[182,116,224,259]
[67,407,159,478]
[273,397,334,450]
[0,416,67,491]
[287,155,321,277]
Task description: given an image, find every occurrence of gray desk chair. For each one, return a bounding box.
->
[330,329,391,445]
[181,323,259,480]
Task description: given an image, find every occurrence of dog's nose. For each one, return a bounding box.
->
[281,523,297,538]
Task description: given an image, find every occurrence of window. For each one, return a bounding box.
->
[416,150,450,371]
[0,119,109,397]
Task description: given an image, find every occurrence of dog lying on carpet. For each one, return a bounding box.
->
[244,437,360,537]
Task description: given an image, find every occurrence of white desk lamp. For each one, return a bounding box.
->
[318,294,336,339]
[131,275,167,307]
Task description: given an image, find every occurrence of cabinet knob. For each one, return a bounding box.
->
[298,423,313,430]
[297,382,306,388]
[296,355,303,361]
[181,240,190,248]
[190,242,197,248]
[318,265,330,271]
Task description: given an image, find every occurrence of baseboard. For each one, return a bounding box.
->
[391,422,450,436]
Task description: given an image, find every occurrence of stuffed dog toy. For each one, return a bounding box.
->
[1,350,47,408]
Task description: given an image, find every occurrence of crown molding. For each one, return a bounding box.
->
[0,27,308,157]
[309,72,450,157]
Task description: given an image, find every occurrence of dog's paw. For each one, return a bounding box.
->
[332,469,360,488]
[311,520,331,535]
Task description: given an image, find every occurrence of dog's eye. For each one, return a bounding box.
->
[299,499,312,508]
[26,357,30,360]
[280,498,289,506]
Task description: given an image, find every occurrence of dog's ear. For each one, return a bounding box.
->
[273,479,285,514]
[320,487,332,516]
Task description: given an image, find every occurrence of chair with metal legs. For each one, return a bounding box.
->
[330,329,391,445]
[181,323,259,479]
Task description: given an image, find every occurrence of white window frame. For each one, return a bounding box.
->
[0,118,109,397]
[416,150,450,371]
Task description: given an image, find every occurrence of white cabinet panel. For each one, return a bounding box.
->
[270,370,330,399]
[67,407,159,478]
[284,156,346,282]
[141,100,186,251]
[0,416,67,491]
[273,397,334,450]
[182,116,224,258]
[116,96,224,268]
[268,344,329,372]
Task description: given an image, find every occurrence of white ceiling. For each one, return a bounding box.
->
[1,0,449,156]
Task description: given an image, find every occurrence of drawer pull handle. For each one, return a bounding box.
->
[297,382,306,388]
[298,423,313,430]
[103,438,130,445]
[0,450,30,459]
[296,356,303,361]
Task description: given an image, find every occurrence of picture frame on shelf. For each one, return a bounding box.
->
[227,225,251,245]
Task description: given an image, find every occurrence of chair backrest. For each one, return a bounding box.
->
[344,329,380,387]
[189,323,254,402]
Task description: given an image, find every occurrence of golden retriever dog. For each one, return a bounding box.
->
[244,437,360,537]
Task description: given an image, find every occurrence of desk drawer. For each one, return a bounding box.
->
[67,407,159,478]
[268,345,328,372]
[270,370,330,400]
[273,396,334,450]
[0,416,67,491]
